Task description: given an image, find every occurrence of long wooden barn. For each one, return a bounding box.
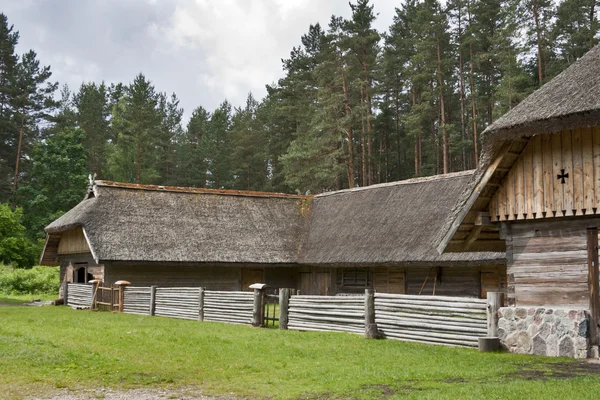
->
[41,173,505,299]
[437,44,600,358]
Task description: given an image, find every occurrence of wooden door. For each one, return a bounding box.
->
[299,272,311,294]
[241,268,264,292]
[314,272,330,296]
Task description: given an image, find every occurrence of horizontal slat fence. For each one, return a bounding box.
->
[67,283,93,309]
[288,295,365,334]
[123,286,152,315]
[204,291,254,324]
[375,293,487,347]
[155,287,200,320]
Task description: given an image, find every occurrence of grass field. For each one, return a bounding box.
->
[0,293,56,305]
[1,306,600,399]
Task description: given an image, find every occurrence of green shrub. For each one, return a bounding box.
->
[0,264,60,295]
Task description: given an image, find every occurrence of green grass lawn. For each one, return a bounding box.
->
[1,306,600,399]
[0,293,56,305]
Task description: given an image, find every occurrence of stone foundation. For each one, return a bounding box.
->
[497,307,590,358]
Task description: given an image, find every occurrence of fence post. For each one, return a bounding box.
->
[479,292,503,352]
[199,287,205,322]
[63,281,69,306]
[149,285,157,316]
[365,289,378,339]
[250,284,267,327]
[279,288,290,330]
[114,280,130,313]
[486,292,504,337]
[89,280,100,310]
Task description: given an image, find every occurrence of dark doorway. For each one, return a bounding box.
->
[75,266,87,283]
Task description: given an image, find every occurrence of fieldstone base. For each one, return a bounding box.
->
[498,307,591,358]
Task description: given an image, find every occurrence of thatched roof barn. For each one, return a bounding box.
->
[42,181,309,265]
[42,173,505,297]
[301,171,503,266]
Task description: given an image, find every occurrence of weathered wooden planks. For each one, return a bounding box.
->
[374,293,487,348]
[66,283,93,309]
[491,128,600,220]
[288,295,365,335]
[123,286,152,315]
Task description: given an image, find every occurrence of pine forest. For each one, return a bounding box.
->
[0,0,598,267]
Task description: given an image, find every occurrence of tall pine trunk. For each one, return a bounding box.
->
[469,41,479,167]
[12,111,25,192]
[532,0,544,86]
[591,0,597,49]
[436,35,449,174]
[136,128,142,184]
[341,60,355,188]
[360,85,367,186]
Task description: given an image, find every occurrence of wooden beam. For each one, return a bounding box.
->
[474,211,491,226]
[587,228,599,347]
[436,142,513,254]
[463,225,484,251]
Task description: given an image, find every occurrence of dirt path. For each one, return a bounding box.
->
[30,387,239,400]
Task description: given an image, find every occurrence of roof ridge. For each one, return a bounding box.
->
[315,170,475,198]
[94,180,311,199]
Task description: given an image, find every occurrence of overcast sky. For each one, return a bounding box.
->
[1,0,399,121]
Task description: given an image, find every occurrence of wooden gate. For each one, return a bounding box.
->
[92,285,120,311]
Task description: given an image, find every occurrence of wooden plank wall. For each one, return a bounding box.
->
[405,267,482,297]
[104,264,242,291]
[57,227,90,254]
[373,267,406,294]
[505,219,593,307]
[490,127,600,221]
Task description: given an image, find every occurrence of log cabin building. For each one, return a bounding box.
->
[41,173,505,299]
[437,44,600,357]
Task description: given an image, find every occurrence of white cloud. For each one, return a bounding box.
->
[1,0,399,119]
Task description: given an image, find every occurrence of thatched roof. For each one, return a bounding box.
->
[437,46,600,254]
[484,44,600,140]
[300,171,505,266]
[44,181,309,264]
[43,176,505,266]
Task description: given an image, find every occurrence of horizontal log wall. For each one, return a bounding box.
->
[505,219,594,307]
[203,291,254,324]
[154,287,201,320]
[374,293,487,348]
[66,283,93,309]
[288,295,365,334]
[123,286,152,315]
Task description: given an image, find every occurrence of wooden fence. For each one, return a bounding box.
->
[288,295,365,335]
[203,291,254,324]
[374,293,488,348]
[122,286,152,315]
[66,283,93,309]
[66,283,502,351]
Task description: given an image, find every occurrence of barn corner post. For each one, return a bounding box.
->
[250,283,267,327]
[365,289,378,339]
[587,228,600,353]
[279,288,290,330]
[479,292,503,352]
[149,285,157,316]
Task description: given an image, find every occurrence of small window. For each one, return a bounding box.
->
[340,268,370,288]
[74,263,88,283]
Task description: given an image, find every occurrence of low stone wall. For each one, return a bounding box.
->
[497,307,590,358]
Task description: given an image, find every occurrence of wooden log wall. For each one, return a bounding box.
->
[123,286,152,315]
[505,219,592,307]
[154,287,201,320]
[288,295,365,334]
[490,127,600,222]
[374,293,487,348]
[66,283,93,309]
[203,291,254,324]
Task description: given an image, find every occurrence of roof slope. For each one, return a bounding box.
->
[485,44,600,140]
[46,181,309,264]
[300,171,505,265]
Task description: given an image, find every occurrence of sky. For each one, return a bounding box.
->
[1,0,399,122]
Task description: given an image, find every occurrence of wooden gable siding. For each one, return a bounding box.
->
[504,219,594,307]
[40,234,61,265]
[490,127,600,221]
[57,227,91,255]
